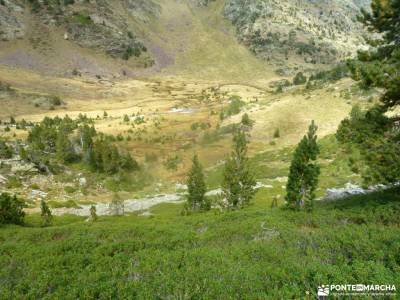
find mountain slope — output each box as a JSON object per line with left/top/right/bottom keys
{"left": 0, "top": 0, "right": 370, "bottom": 79}
{"left": 223, "top": 0, "right": 370, "bottom": 69}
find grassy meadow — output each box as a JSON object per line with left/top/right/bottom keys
{"left": 1, "top": 187, "right": 399, "bottom": 299}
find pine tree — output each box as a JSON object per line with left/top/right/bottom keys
{"left": 186, "top": 154, "right": 208, "bottom": 211}
{"left": 339, "top": 0, "right": 400, "bottom": 184}
{"left": 221, "top": 127, "right": 256, "bottom": 209}
{"left": 55, "top": 129, "right": 74, "bottom": 163}
{"left": 40, "top": 200, "right": 52, "bottom": 226}
{"left": 286, "top": 121, "right": 320, "bottom": 211}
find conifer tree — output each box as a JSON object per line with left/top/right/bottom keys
{"left": 221, "top": 127, "right": 256, "bottom": 209}
{"left": 40, "top": 199, "right": 52, "bottom": 226}
{"left": 186, "top": 154, "right": 207, "bottom": 211}
{"left": 339, "top": 0, "right": 400, "bottom": 184}
{"left": 286, "top": 121, "right": 320, "bottom": 211}
{"left": 55, "top": 129, "right": 74, "bottom": 163}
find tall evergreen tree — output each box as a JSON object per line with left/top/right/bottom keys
{"left": 286, "top": 121, "right": 320, "bottom": 211}
{"left": 186, "top": 154, "right": 208, "bottom": 211}
{"left": 221, "top": 127, "right": 256, "bottom": 209}
{"left": 339, "top": 0, "right": 400, "bottom": 184}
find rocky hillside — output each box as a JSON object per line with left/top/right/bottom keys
{"left": 0, "top": 0, "right": 370, "bottom": 77}
{"left": 1, "top": 0, "right": 159, "bottom": 58}
{"left": 0, "top": 0, "right": 159, "bottom": 77}
{"left": 222, "top": 0, "right": 370, "bottom": 67}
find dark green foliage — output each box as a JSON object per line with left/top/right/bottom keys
{"left": 90, "top": 205, "right": 97, "bottom": 221}
{"left": 352, "top": 0, "right": 400, "bottom": 108}
{"left": 164, "top": 155, "right": 181, "bottom": 171}
{"left": 337, "top": 0, "right": 400, "bottom": 185}
{"left": 19, "top": 146, "right": 27, "bottom": 160}
{"left": 186, "top": 155, "right": 209, "bottom": 211}
{"left": 40, "top": 200, "right": 52, "bottom": 227}
{"left": 88, "top": 139, "right": 138, "bottom": 174}
{"left": 78, "top": 124, "right": 96, "bottom": 154}
{"left": 27, "top": 0, "right": 41, "bottom": 12}
{"left": 286, "top": 121, "right": 320, "bottom": 211}
{"left": 122, "top": 46, "right": 142, "bottom": 60}
{"left": 241, "top": 113, "right": 254, "bottom": 128}
{"left": 0, "top": 139, "right": 13, "bottom": 159}
{"left": 50, "top": 96, "right": 62, "bottom": 106}
{"left": 309, "top": 64, "right": 349, "bottom": 83}
{"left": 70, "top": 12, "right": 93, "bottom": 25}
{"left": 222, "top": 127, "right": 256, "bottom": 208}
{"left": 55, "top": 129, "right": 77, "bottom": 163}
{"left": 337, "top": 106, "right": 400, "bottom": 184}
{"left": 222, "top": 96, "right": 245, "bottom": 118}
{"left": 0, "top": 193, "right": 25, "bottom": 225}
{"left": 27, "top": 116, "right": 76, "bottom": 153}
{"left": 0, "top": 80, "right": 11, "bottom": 91}
{"left": 273, "top": 128, "right": 280, "bottom": 138}
{"left": 293, "top": 72, "right": 307, "bottom": 85}
{"left": 25, "top": 116, "right": 138, "bottom": 174}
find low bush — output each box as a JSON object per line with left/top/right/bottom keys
{"left": 0, "top": 193, "right": 25, "bottom": 225}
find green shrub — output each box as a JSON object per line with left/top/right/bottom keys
{"left": 223, "top": 96, "right": 245, "bottom": 117}
{"left": 48, "top": 200, "right": 79, "bottom": 209}
{"left": 273, "top": 128, "right": 280, "bottom": 138}
{"left": 293, "top": 72, "right": 307, "bottom": 85}
{"left": 71, "top": 12, "right": 93, "bottom": 25}
{"left": 0, "top": 193, "right": 25, "bottom": 225}
{"left": 6, "top": 176, "right": 22, "bottom": 189}
{"left": 164, "top": 155, "right": 181, "bottom": 171}
{"left": 0, "top": 139, "right": 13, "bottom": 159}
{"left": 64, "top": 186, "right": 77, "bottom": 194}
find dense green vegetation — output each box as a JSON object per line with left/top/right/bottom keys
{"left": 338, "top": 0, "right": 400, "bottom": 185}
{"left": 0, "top": 187, "right": 399, "bottom": 298}
{"left": 24, "top": 115, "right": 139, "bottom": 175}
{"left": 1, "top": 1, "right": 399, "bottom": 298}
{"left": 0, "top": 193, "right": 25, "bottom": 225}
